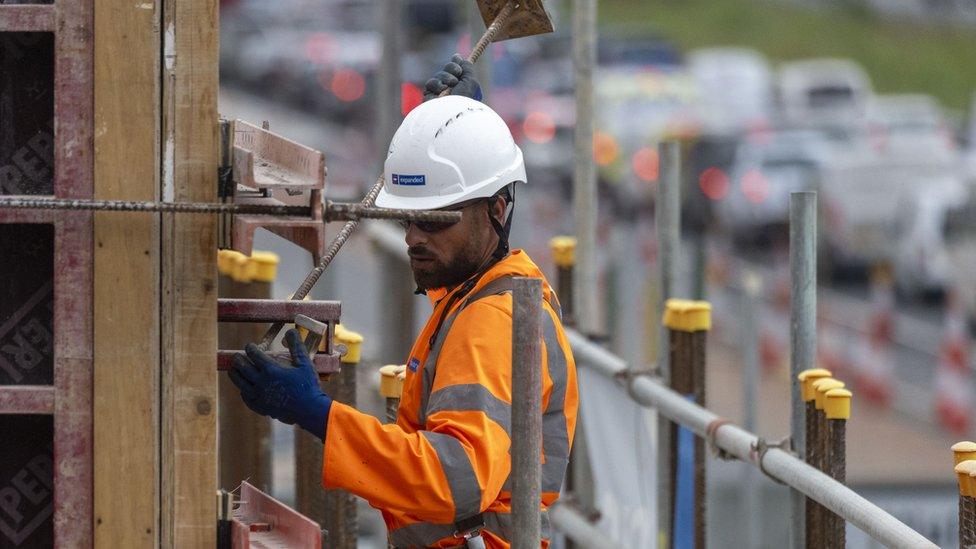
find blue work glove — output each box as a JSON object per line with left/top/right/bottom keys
{"left": 228, "top": 329, "right": 332, "bottom": 442}
{"left": 424, "top": 53, "right": 483, "bottom": 102}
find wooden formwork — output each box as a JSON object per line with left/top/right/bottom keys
{"left": 0, "top": 0, "right": 219, "bottom": 546}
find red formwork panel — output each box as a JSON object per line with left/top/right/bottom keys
{"left": 0, "top": 0, "right": 93, "bottom": 545}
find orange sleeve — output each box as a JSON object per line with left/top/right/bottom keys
{"left": 322, "top": 301, "right": 532, "bottom": 524}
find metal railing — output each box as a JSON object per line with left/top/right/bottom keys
{"left": 566, "top": 328, "right": 936, "bottom": 548}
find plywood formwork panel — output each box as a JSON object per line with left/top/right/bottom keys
{"left": 92, "top": 0, "right": 160, "bottom": 546}
{"left": 160, "top": 0, "right": 219, "bottom": 545}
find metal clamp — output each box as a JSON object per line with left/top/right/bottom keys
{"left": 705, "top": 418, "right": 736, "bottom": 461}
{"left": 751, "top": 436, "right": 792, "bottom": 485}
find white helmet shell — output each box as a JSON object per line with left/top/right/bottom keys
{"left": 376, "top": 96, "right": 526, "bottom": 211}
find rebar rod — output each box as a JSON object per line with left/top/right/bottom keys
{"left": 385, "top": 397, "right": 399, "bottom": 425}
{"left": 961, "top": 495, "right": 976, "bottom": 546}
{"left": 470, "top": 1, "right": 516, "bottom": 62}
{"left": 806, "top": 401, "right": 823, "bottom": 548}
{"left": 260, "top": 1, "right": 507, "bottom": 350}
{"left": 827, "top": 419, "right": 847, "bottom": 548}
{"left": 0, "top": 196, "right": 461, "bottom": 224}
{"left": 258, "top": 173, "right": 385, "bottom": 349}
{"left": 511, "top": 277, "right": 543, "bottom": 549}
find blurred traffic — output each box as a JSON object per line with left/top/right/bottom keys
{"left": 217, "top": 1, "right": 976, "bottom": 545}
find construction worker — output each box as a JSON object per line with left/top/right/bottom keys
{"left": 229, "top": 58, "right": 578, "bottom": 548}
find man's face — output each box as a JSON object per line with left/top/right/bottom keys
{"left": 405, "top": 197, "right": 504, "bottom": 291}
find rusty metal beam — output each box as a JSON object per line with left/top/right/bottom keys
{"left": 217, "top": 298, "right": 340, "bottom": 324}
{"left": 0, "top": 386, "right": 55, "bottom": 414}
{"left": 0, "top": 5, "right": 55, "bottom": 32}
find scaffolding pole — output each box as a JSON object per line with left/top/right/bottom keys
{"left": 572, "top": 0, "right": 598, "bottom": 337}
{"left": 789, "top": 191, "right": 817, "bottom": 549}
{"left": 511, "top": 277, "right": 543, "bottom": 549}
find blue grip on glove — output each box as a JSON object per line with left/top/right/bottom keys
{"left": 424, "top": 53, "right": 483, "bottom": 102}
{"left": 228, "top": 329, "right": 332, "bottom": 442}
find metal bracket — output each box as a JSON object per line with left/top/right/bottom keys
{"left": 750, "top": 436, "right": 792, "bottom": 484}
{"left": 230, "top": 482, "right": 323, "bottom": 548}
{"left": 217, "top": 298, "right": 341, "bottom": 377}
{"left": 220, "top": 119, "right": 327, "bottom": 262}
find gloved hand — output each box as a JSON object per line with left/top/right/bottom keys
{"left": 424, "top": 53, "right": 483, "bottom": 102}
{"left": 228, "top": 329, "right": 332, "bottom": 442}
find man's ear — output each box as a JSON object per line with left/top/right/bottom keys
{"left": 488, "top": 195, "right": 507, "bottom": 224}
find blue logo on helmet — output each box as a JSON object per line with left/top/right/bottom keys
{"left": 392, "top": 174, "right": 426, "bottom": 186}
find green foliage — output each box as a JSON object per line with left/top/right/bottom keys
{"left": 599, "top": 0, "right": 976, "bottom": 111}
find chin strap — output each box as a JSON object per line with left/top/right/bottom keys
{"left": 415, "top": 185, "right": 516, "bottom": 295}
{"left": 488, "top": 185, "right": 515, "bottom": 261}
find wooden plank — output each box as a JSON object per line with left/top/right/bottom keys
{"left": 92, "top": 0, "right": 160, "bottom": 546}
{"left": 160, "top": 0, "right": 219, "bottom": 544}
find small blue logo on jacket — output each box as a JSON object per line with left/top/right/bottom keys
{"left": 408, "top": 357, "right": 420, "bottom": 372}
{"left": 392, "top": 174, "right": 426, "bottom": 186}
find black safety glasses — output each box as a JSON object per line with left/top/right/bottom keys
{"left": 397, "top": 198, "right": 485, "bottom": 234}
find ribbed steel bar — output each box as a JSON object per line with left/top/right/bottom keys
{"left": 0, "top": 196, "right": 461, "bottom": 224}
{"left": 827, "top": 419, "right": 847, "bottom": 548}
{"left": 470, "top": 1, "right": 515, "bottom": 62}
{"left": 257, "top": 174, "right": 386, "bottom": 349}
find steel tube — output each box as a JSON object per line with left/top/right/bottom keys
{"left": 572, "top": 0, "right": 598, "bottom": 337}
{"left": 627, "top": 376, "right": 933, "bottom": 548}
{"left": 511, "top": 277, "right": 543, "bottom": 549}
{"left": 657, "top": 140, "right": 681, "bottom": 544}
{"left": 548, "top": 502, "right": 620, "bottom": 549}
{"left": 790, "top": 191, "right": 817, "bottom": 548}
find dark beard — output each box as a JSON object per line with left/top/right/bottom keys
{"left": 411, "top": 248, "right": 483, "bottom": 291}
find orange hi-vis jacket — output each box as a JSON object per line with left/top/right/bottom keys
{"left": 321, "top": 250, "right": 578, "bottom": 548}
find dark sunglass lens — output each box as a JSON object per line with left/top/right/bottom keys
{"left": 415, "top": 221, "right": 452, "bottom": 233}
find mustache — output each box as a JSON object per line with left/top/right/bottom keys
{"left": 408, "top": 245, "right": 435, "bottom": 258}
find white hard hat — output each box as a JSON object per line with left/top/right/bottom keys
{"left": 376, "top": 96, "right": 526, "bottom": 211}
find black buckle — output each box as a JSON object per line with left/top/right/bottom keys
{"left": 453, "top": 513, "right": 485, "bottom": 539}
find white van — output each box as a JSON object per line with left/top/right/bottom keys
{"left": 778, "top": 58, "right": 872, "bottom": 128}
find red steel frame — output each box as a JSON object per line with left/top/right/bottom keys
{"left": 0, "top": 2, "right": 94, "bottom": 547}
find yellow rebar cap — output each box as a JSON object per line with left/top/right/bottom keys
{"left": 217, "top": 249, "right": 246, "bottom": 277}
{"left": 662, "top": 299, "right": 712, "bottom": 332}
{"left": 334, "top": 324, "right": 363, "bottom": 364}
{"left": 249, "top": 251, "right": 279, "bottom": 282}
{"left": 798, "top": 368, "right": 833, "bottom": 401}
{"left": 548, "top": 236, "right": 577, "bottom": 268}
{"left": 379, "top": 365, "right": 407, "bottom": 398}
{"left": 230, "top": 252, "right": 253, "bottom": 282}
{"left": 813, "top": 379, "right": 845, "bottom": 410}
{"left": 955, "top": 460, "right": 976, "bottom": 497}
{"left": 953, "top": 441, "right": 976, "bottom": 465}
{"left": 824, "top": 388, "right": 852, "bottom": 420}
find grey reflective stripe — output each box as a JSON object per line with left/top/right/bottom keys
{"left": 389, "top": 510, "right": 552, "bottom": 548}
{"left": 418, "top": 275, "right": 517, "bottom": 426}
{"left": 541, "top": 310, "right": 570, "bottom": 493}
{"left": 422, "top": 431, "right": 482, "bottom": 522}
{"left": 427, "top": 383, "right": 512, "bottom": 434}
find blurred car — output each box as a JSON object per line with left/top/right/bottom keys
{"left": 687, "top": 47, "right": 775, "bottom": 138}
{"left": 892, "top": 189, "right": 955, "bottom": 299}
{"left": 777, "top": 58, "right": 873, "bottom": 129}
{"left": 713, "top": 128, "right": 831, "bottom": 247}
{"left": 819, "top": 153, "right": 965, "bottom": 283}
{"left": 865, "top": 94, "right": 958, "bottom": 165}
